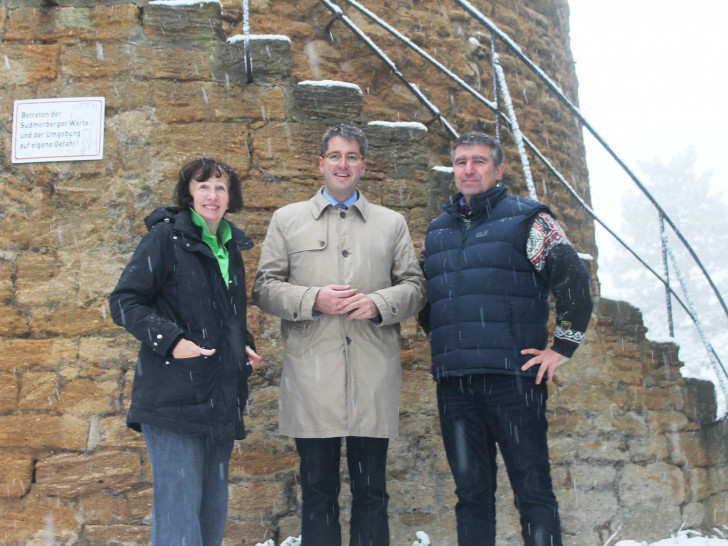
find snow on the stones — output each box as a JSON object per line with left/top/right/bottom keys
{"left": 149, "top": 0, "right": 222, "bottom": 6}
{"left": 228, "top": 34, "right": 292, "bottom": 44}
{"left": 297, "top": 80, "right": 363, "bottom": 94}
{"left": 368, "top": 121, "right": 428, "bottom": 131}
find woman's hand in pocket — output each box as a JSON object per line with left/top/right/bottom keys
{"left": 246, "top": 345, "right": 262, "bottom": 371}
{"left": 172, "top": 338, "right": 216, "bottom": 359}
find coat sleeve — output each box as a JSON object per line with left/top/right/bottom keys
{"left": 109, "top": 227, "right": 185, "bottom": 357}
{"left": 527, "top": 212, "right": 593, "bottom": 357}
{"left": 368, "top": 214, "right": 428, "bottom": 326}
{"left": 251, "top": 210, "right": 319, "bottom": 321}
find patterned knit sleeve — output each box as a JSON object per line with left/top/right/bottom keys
{"left": 526, "top": 212, "right": 593, "bottom": 357}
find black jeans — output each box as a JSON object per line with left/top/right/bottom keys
{"left": 437, "top": 374, "right": 562, "bottom": 546}
{"left": 295, "top": 436, "right": 390, "bottom": 546}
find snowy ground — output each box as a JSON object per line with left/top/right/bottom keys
{"left": 256, "top": 528, "right": 728, "bottom": 546}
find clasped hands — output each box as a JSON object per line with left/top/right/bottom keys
{"left": 314, "top": 284, "right": 378, "bottom": 320}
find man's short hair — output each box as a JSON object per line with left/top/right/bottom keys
{"left": 451, "top": 132, "right": 504, "bottom": 166}
{"left": 320, "top": 124, "right": 368, "bottom": 157}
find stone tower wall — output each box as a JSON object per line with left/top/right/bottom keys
{"left": 0, "top": 0, "right": 726, "bottom": 544}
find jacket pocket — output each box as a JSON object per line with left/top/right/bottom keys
{"left": 281, "top": 317, "right": 321, "bottom": 358}
{"left": 153, "top": 353, "right": 220, "bottom": 407}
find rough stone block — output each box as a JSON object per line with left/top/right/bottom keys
{"left": 0, "top": 304, "right": 28, "bottom": 337}
{"left": 619, "top": 462, "right": 686, "bottom": 508}
{"left": 35, "top": 450, "right": 142, "bottom": 498}
{"left": 682, "top": 377, "right": 718, "bottom": 424}
{"left": 577, "top": 439, "right": 630, "bottom": 463}
{"left": 560, "top": 488, "right": 617, "bottom": 531}
{"left": 83, "top": 523, "right": 149, "bottom": 545}
{"left": 0, "top": 414, "right": 87, "bottom": 450}
{"left": 0, "top": 453, "right": 34, "bottom": 499}
{"left": 0, "top": 338, "right": 78, "bottom": 371}
{"left": 612, "top": 505, "right": 682, "bottom": 544}
{"left": 555, "top": 383, "right": 619, "bottom": 413}
{"left": 18, "top": 371, "right": 59, "bottom": 412}
{"left": 0, "top": 42, "right": 60, "bottom": 88}
{"left": 704, "top": 491, "right": 728, "bottom": 528}
{"left": 57, "top": 377, "right": 118, "bottom": 415}
{"left": 79, "top": 492, "right": 129, "bottom": 525}
{"left": 0, "top": 371, "right": 19, "bottom": 411}
{"left": 214, "top": 35, "right": 292, "bottom": 86}
{"left": 293, "top": 80, "right": 363, "bottom": 120}
{"left": 229, "top": 431, "right": 298, "bottom": 477}
{"left": 627, "top": 433, "right": 669, "bottom": 463}
{"left": 227, "top": 479, "right": 289, "bottom": 518}
{"left": 142, "top": 0, "right": 224, "bottom": 46}
{"left": 0, "top": 495, "right": 80, "bottom": 544}
{"left": 127, "top": 486, "right": 153, "bottom": 521}
{"left": 681, "top": 501, "right": 706, "bottom": 531}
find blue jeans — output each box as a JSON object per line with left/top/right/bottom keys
{"left": 143, "top": 425, "right": 234, "bottom": 546}
{"left": 295, "top": 436, "right": 390, "bottom": 546}
{"left": 437, "top": 374, "right": 562, "bottom": 546}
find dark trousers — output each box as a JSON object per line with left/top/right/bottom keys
{"left": 143, "top": 425, "right": 234, "bottom": 546}
{"left": 295, "top": 436, "right": 390, "bottom": 546}
{"left": 437, "top": 374, "right": 562, "bottom": 546}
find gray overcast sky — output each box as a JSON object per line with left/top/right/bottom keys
{"left": 568, "top": 0, "right": 728, "bottom": 295}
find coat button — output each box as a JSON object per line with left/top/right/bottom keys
{"left": 342, "top": 250, "right": 349, "bottom": 257}
{"left": 319, "top": 241, "right": 325, "bottom": 247}
{"left": 293, "top": 312, "right": 298, "bottom": 319}
{"left": 157, "top": 334, "right": 163, "bottom": 339}
{"left": 340, "top": 211, "right": 347, "bottom": 219}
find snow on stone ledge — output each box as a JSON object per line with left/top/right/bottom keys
{"left": 432, "top": 165, "right": 454, "bottom": 173}
{"left": 368, "top": 121, "right": 428, "bottom": 131}
{"left": 578, "top": 253, "right": 594, "bottom": 261}
{"left": 228, "top": 34, "right": 291, "bottom": 44}
{"left": 297, "top": 80, "right": 363, "bottom": 95}
{"left": 149, "top": 0, "right": 222, "bottom": 7}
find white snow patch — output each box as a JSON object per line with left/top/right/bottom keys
{"left": 257, "top": 530, "right": 728, "bottom": 546}
{"left": 578, "top": 252, "right": 594, "bottom": 260}
{"left": 149, "top": 0, "right": 221, "bottom": 7}
{"left": 432, "top": 165, "right": 454, "bottom": 173}
{"left": 228, "top": 34, "right": 291, "bottom": 44}
{"left": 468, "top": 36, "right": 481, "bottom": 46}
{"left": 297, "top": 80, "right": 363, "bottom": 94}
{"left": 368, "top": 121, "right": 428, "bottom": 131}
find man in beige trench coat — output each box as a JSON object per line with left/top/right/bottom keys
{"left": 252, "top": 124, "right": 426, "bottom": 546}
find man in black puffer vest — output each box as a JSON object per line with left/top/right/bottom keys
{"left": 420, "top": 133, "right": 593, "bottom": 546}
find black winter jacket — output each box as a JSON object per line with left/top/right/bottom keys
{"left": 110, "top": 207, "right": 255, "bottom": 439}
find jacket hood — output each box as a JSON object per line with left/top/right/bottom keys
{"left": 144, "top": 206, "right": 182, "bottom": 230}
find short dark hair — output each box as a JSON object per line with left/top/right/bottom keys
{"left": 320, "top": 124, "right": 368, "bottom": 157}
{"left": 174, "top": 158, "right": 244, "bottom": 214}
{"left": 451, "top": 132, "right": 504, "bottom": 166}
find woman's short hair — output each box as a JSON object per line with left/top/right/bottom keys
{"left": 174, "top": 158, "right": 244, "bottom": 213}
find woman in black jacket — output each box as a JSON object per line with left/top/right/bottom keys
{"left": 110, "top": 158, "right": 261, "bottom": 546}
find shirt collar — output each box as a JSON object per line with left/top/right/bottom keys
{"left": 189, "top": 208, "right": 232, "bottom": 248}
{"left": 322, "top": 187, "right": 359, "bottom": 209}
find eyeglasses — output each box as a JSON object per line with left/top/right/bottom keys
{"left": 321, "top": 152, "right": 365, "bottom": 166}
